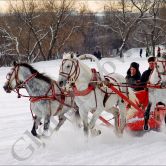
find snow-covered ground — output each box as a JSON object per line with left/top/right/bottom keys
{"left": 0, "top": 49, "right": 166, "bottom": 165}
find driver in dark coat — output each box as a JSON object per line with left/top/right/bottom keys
{"left": 126, "top": 62, "right": 141, "bottom": 91}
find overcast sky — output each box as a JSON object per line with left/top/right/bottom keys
{"left": 0, "top": 0, "right": 115, "bottom": 13}
{"left": 0, "top": 0, "right": 7, "bottom": 12}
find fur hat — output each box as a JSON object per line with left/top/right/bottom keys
{"left": 148, "top": 56, "right": 156, "bottom": 62}
{"left": 130, "top": 62, "right": 139, "bottom": 70}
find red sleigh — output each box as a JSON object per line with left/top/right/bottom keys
{"left": 127, "top": 90, "right": 166, "bottom": 131}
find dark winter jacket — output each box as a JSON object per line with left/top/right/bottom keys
{"left": 140, "top": 68, "right": 153, "bottom": 85}
{"left": 126, "top": 68, "right": 141, "bottom": 91}
{"left": 93, "top": 51, "right": 102, "bottom": 60}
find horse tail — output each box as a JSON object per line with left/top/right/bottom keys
{"left": 78, "top": 54, "right": 105, "bottom": 81}
{"left": 126, "top": 88, "right": 140, "bottom": 120}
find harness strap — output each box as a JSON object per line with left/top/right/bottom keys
{"left": 147, "top": 83, "right": 162, "bottom": 89}
{"left": 29, "top": 83, "right": 56, "bottom": 102}
{"left": 102, "top": 75, "right": 127, "bottom": 107}
{"left": 16, "top": 72, "right": 38, "bottom": 98}
{"left": 73, "top": 85, "right": 95, "bottom": 96}
{"left": 29, "top": 95, "right": 56, "bottom": 102}
{"left": 71, "top": 68, "right": 98, "bottom": 96}
{"left": 54, "top": 95, "right": 65, "bottom": 116}
{"left": 103, "top": 90, "right": 109, "bottom": 107}
{"left": 108, "top": 83, "right": 142, "bottom": 112}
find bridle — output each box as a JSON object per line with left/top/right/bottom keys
{"left": 156, "top": 59, "right": 166, "bottom": 75}
{"left": 59, "top": 59, "right": 80, "bottom": 84}
{"left": 5, "top": 64, "right": 37, "bottom": 97}
{"left": 154, "top": 59, "right": 166, "bottom": 85}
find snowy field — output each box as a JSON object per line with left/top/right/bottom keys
{"left": 0, "top": 48, "right": 166, "bottom": 165}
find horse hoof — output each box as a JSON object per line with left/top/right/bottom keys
{"left": 91, "top": 129, "right": 101, "bottom": 136}
{"left": 116, "top": 132, "right": 123, "bottom": 138}
{"left": 31, "top": 130, "right": 38, "bottom": 137}
{"left": 42, "top": 130, "right": 51, "bottom": 137}
{"left": 98, "top": 130, "right": 101, "bottom": 135}
{"left": 113, "top": 129, "right": 123, "bottom": 137}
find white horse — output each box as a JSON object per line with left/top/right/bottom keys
{"left": 3, "top": 62, "right": 80, "bottom": 138}
{"left": 144, "top": 54, "right": 166, "bottom": 130}
{"left": 58, "top": 52, "right": 138, "bottom": 136}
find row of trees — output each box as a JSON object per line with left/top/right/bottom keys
{"left": 103, "top": 0, "right": 166, "bottom": 57}
{"left": 0, "top": 0, "right": 166, "bottom": 66}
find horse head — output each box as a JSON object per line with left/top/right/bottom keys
{"left": 59, "top": 52, "right": 80, "bottom": 89}
{"left": 3, "top": 61, "right": 23, "bottom": 93}
{"left": 3, "top": 62, "right": 38, "bottom": 94}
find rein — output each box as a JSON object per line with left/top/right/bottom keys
{"left": 6, "top": 64, "right": 77, "bottom": 119}
{"left": 61, "top": 67, "right": 98, "bottom": 108}
{"left": 62, "top": 62, "right": 166, "bottom": 98}
{"left": 14, "top": 79, "right": 76, "bottom": 109}
{"left": 29, "top": 83, "right": 57, "bottom": 102}
{"left": 72, "top": 85, "right": 95, "bottom": 96}
{"left": 16, "top": 73, "right": 38, "bottom": 98}
{"left": 6, "top": 65, "right": 38, "bottom": 98}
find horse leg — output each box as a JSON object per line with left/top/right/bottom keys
{"left": 83, "top": 120, "right": 89, "bottom": 137}
{"left": 31, "top": 116, "right": 41, "bottom": 137}
{"left": 89, "top": 108, "right": 102, "bottom": 136}
{"left": 69, "top": 109, "right": 82, "bottom": 128}
{"left": 44, "top": 114, "right": 51, "bottom": 131}
{"left": 78, "top": 108, "right": 89, "bottom": 136}
{"left": 108, "top": 107, "right": 119, "bottom": 135}
{"left": 74, "top": 109, "right": 82, "bottom": 128}
{"left": 118, "top": 101, "right": 127, "bottom": 135}
{"left": 55, "top": 114, "right": 67, "bottom": 131}
{"left": 31, "top": 121, "right": 37, "bottom": 137}
{"left": 144, "top": 102, "right": 152, "bottom": 131}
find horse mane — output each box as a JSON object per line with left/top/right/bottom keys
{"left": 19, "top": 63, "right": 53, "bottom": 84}
{"left": 63, "top": 52, "right": 77, "bottom": 59}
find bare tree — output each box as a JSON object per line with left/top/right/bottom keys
{"left": 41, "top": 0, "right": 79, "bottom": 60}
{"left": 0, "top": 0, "right": 79, "bottom": 63}
{"left": 103, "top": 0, "right": 152, "bottom": 58}
{"left": 7, "top": 0, "right": 49, "bottom": 62}
{"left": 148, "top": 0, "right": 165, "bottom": 56}
{"left": 0, "top": 17, "right": 23, "bottom": 63}
{"left": 133, "top": 0, "right": 166, "bottom": 56}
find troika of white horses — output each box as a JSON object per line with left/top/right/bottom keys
{"left": 3, "top": 52, "right": 166, "bottom": 139}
